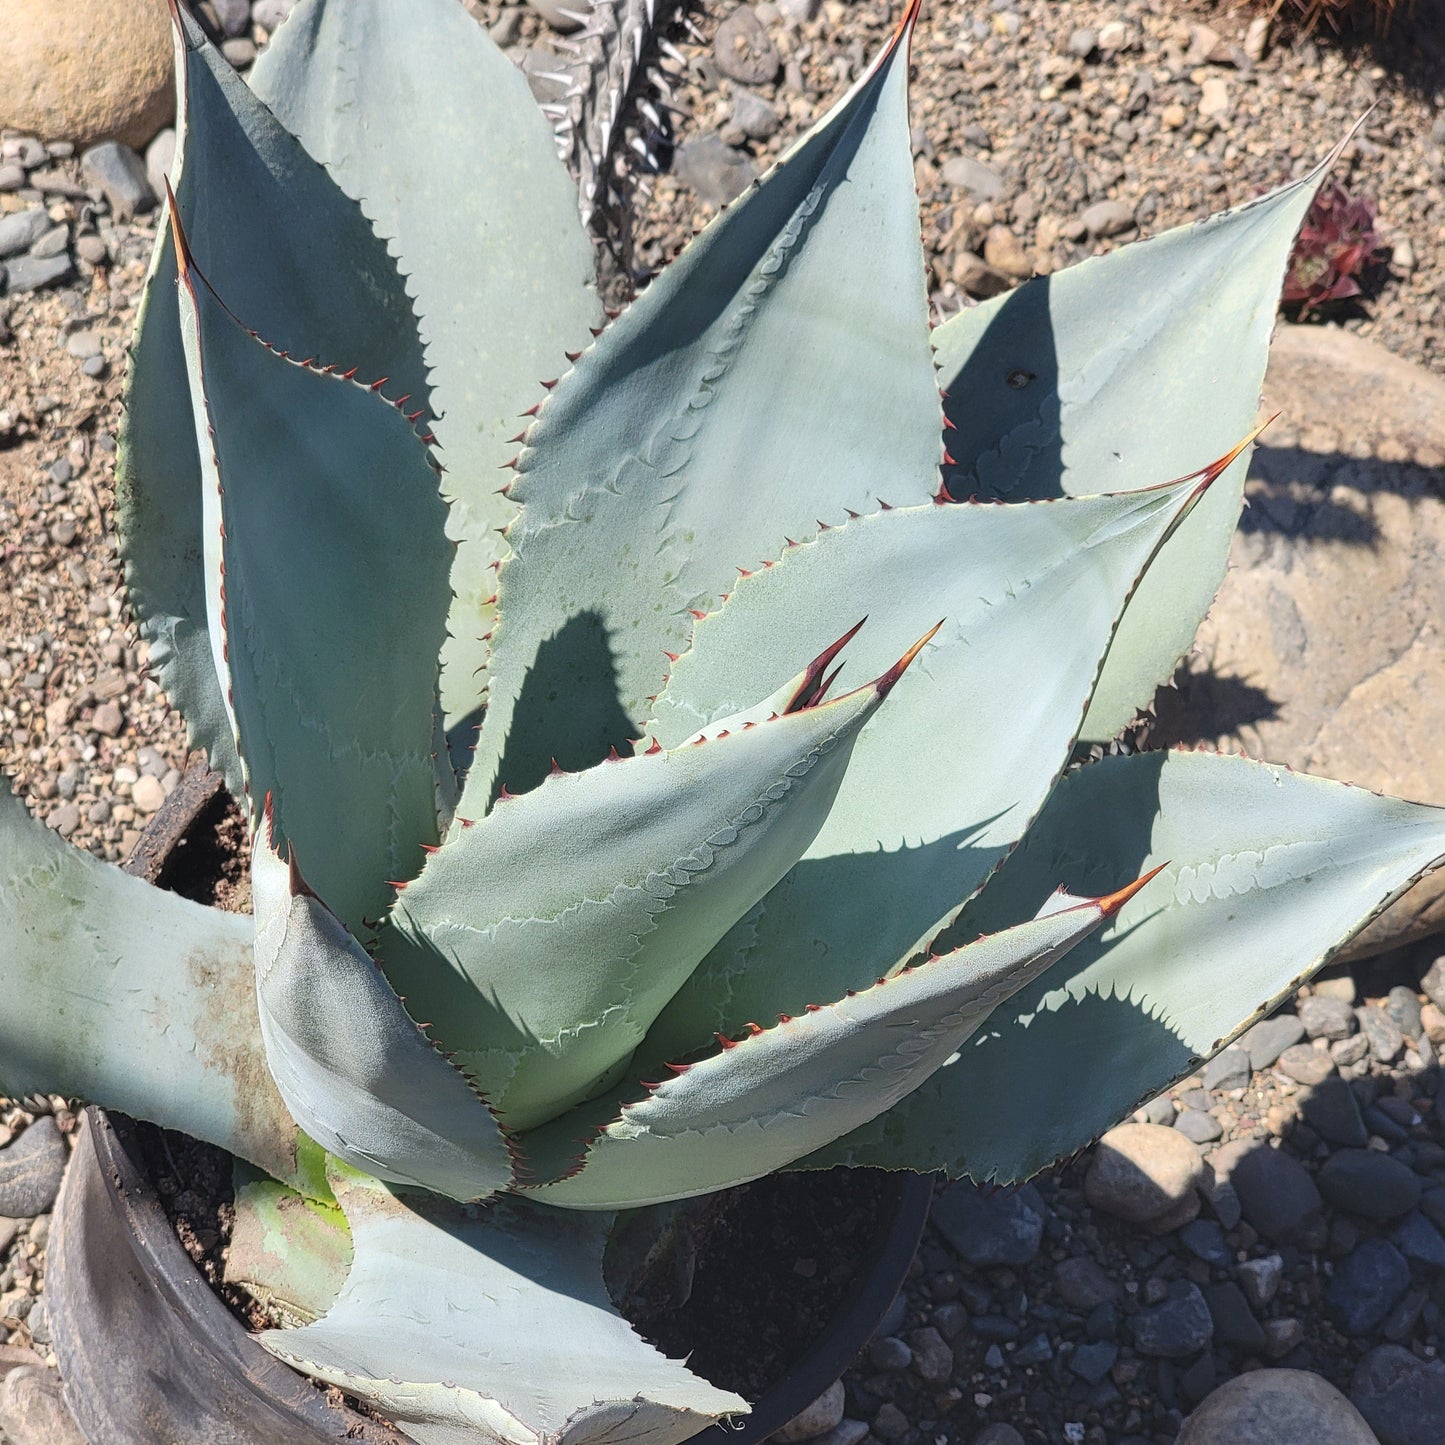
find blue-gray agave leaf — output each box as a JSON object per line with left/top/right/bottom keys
{"left": 251, "top": 819, "right": 515, "bottom": 1203}
{"left": 172, "top": 214, "right": 451, "bottom": 935}
{"left": 0, "top": 781, "right": 299, "bottom": 1183}
{"left": 377, "top": 635, "right": 932, "bottom": 1132}
{"left": 644, "top": 449, "right": 1247, "bottom": 1064}
{"left": 259, "top": 1171, "right": 746, "bottom": 1445}
{"left": 250, "top": 0, "right": 602, "bottom": 740}
{"left": 462, "top": 0, "right": 939, "bottom": 811}
{"left": 808, "top": 750, "right": 1445, "bottom": 1182}
{"left": 119, "top": 1, "right": 430, "bottom": 798}
{"left": 935, "top": 141, "right": 1348, "bottom": 741}
{"left": 524, "top": 877, "right": 1153, "bottom": 1210}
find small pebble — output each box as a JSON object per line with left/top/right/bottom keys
{"left": 1078, "top": 199, "right": 1134, "bottom": 238}
{"left": 2, "top": 254, "right": 73, "bottom": 293}
{"left": 79, "top": 140, "right": 156, "bottom": 221}
{"left": 1204, "top": 1281, "right": 1265, "bottom": 1352}
{"left": 1236, "top": 1254, "right": 1284, "bottom": 1310}
{"left": 222, "top": 37, "right": 258, "bottom": 68}
{"left": 1384, "top": 986, "right": 1423, "bottom": 1039}
{"left": 730, "top": 89, "right": 780, "bottom": 141}
{"left": 1313, "top": 973, "right": 1358, "bottom": 1005}
{"left": 131, "top": 774, "right": 166, "bottom": 814}
{"left": 774, "top": 1380, "right": 844, "bottom": 1442}
{"left": 1331, "top": 1033, "right": 1370, "bottom": 1067}
{"left": 868, "top": 1336, "right": 911, "bottom": 1372}
{"left": 1319, "top": 1149, "right": 1422, "bottom": 1221}
{"left": 1328, "top": 1239, "right": 1410, "bottom": 1335}
{"left": 1276, "top": 1042, "right": 1335, "bottom": 1085}
{"left": 1202, "top": 1047, "right": 1249, "bottom": 1091}
{"left": 1174, "top": 1108, "right": 1223, "bottom": 1145}
{"left": 1222, "top": 1142, "right": 1322, "bottom": 1244}
{"left": 870, "top": 1403, "right": 908, "bottom": 1442}
{"left": 1068, "top": 1341, "right": 1116, "bottom": 1384}
{"left": 1300, "top": 1077, "right": 1368, "bottom": 1147}
{"left": 941, "top": 156, "right": 1006, "bottom": 202}
{"left": 48, "top": 802, "right": 81, "bottom": 837}
{"left": 906, "top": 1326, "right": 952, "bottom": 1384}
{"left": 28, "top": 224, "right": 68, "bottom": 260}
{"left": 1357, "top": 1005, "right": 1405, "bottom": 1064}
{"left": 65, "top": 331, "right": 101, "bottom": 362}
{"left": 932, "top": 1180, "right": 1045, "bottom": 1266}
{"left": 673, "top": 134, "right": 758, "bottom": 209}
{"left": 713, "top": 6, "right": 781, "bottom": 86}
{"left": 1179, "top": 1218, "right": 1231, "bottom": 1268}
{"left": 1054, "top": 1256, "right": 1120, "bottom": 1311}
{"left": 1240, "top": 1014, "right": 1304, "bottom": 1070}
{"left": 0, "top": 1119, "right": 68, "bottom": 1217}
{"left": 145, "top": 128, "right": 177, "bottom": 200}
{"left": 91, "top": 700, "right": 125, "bottom": 738}
{"left": 1131, "top": 1281, "right": 1214, "bottom": 1358}
{"left": 1263, "top": 1317, "right": 1305, "bottom": 1358}
{"left": 0, "top": 208, "right": 49, "bottom": 259}
{"left": 1084, "top": 1123, "right": 1202, "bottom": 1229}
{"left": 1392, "top": 1210, "right": 1445, "bottom": 1271}
{"left": 1299, "top": 994, "right": 1355, "bottom": 1040}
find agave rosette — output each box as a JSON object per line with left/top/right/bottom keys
{"left": 1, "top": 3, "right": 1442, "bottom": 1443}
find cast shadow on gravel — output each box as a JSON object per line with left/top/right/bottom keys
{"left": 919, "top": 938, "right": 1445, "bottom": 1437}
{"left": 1234, "top": 440, "right": 1444, "bottom": 546}
{"left": 1146, "top": 670, "right": 1281, "bottom": 747}
{"left": 1295, "top": 0, "right": 1445, "bottom": 99}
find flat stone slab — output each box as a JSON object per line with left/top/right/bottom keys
{"left": 1155, "top": 323, "right": 1445, "bottom": 957}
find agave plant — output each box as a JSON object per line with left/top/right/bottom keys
{"left": 2, "top": 1, "right": 1442, "bottom": 1442}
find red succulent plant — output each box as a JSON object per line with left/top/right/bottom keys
{"left": 1281, "top": 181, "right": 1385, "bottom": 314}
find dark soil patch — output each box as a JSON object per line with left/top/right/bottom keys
{"left": 120, "top": 757, "right": 251, "bottom": 912}
{"left": 629, "top": 1166, "right": 899, "bottom": 1401}
{"left": 139, "top": 1109, "right": 904, "bottom": 1409}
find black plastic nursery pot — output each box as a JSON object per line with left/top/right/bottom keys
{"left": 45, "top": 767, "right": 934, "bottom": 1445}
{"left": 49, "top": 1110, "right": 932, "bottom": 1445}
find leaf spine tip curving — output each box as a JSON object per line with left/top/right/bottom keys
{"left": 1094, "top": 861, "right": 1172, "bottom": 919}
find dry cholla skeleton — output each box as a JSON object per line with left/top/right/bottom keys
{"left": 1, "top": 3, "right": 1441, "bottom": 1444}
{"left": 527, "top": 0, "right": 691, "bottom": 235}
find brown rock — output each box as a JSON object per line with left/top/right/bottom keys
{"left": 1178, "top": 1368, "right": 1377, "bottom": 1444}
{"left": 0, "top": 1365, "right": 87, "bottom": 1445}
{"left": 1154, "top": 325, "right": 1445, "bottom": 957}
{"left": 1084, "top": 1122, "right": 1204, "bottom": 1226}
{"left": 982, "top": 224, "right": 1031, "bottom": 280}
{"left": 950, "top": 251, "right": 1011, "bottom": 299}
{"left": 1420, "top": 1002, "right": 1445, "bottom": 1044}
{"left": 91, "top": 700, "right": 124, "bottom": 738}
{"left": 0, "top": 1, "right": 173, "bottom": 149}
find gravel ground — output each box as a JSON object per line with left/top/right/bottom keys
{"left": 1, "top": 1, "right": 1443, "bottom": 1442}
{"left": 860, "top": 945, "right": 1445, "bottom": 1445}
{"left": 610, "top": 0, "right": 1445, "bottom": 371}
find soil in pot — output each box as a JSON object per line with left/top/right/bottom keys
{"left": 626, "top": 1166, "right": 897, "bottom": 1403}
